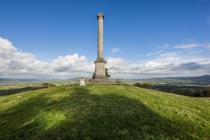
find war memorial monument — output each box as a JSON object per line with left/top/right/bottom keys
{"left": 86, "top": 13, "right": 115, "bottom": 84}
{"left": 93, "top": 13, "right": 108, "bottom": 79}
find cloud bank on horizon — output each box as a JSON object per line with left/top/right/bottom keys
{"left": 0, "top": 36, "right": 210, "bottom": 79}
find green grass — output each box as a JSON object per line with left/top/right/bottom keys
{"left": 0, "top": 85, "right": 209, "bottom": 140}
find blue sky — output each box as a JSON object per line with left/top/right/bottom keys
{"left": 0, "top": 0, "right": 210, "bottom": 79}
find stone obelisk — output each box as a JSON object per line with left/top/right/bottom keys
{"left": 93, "top": 13, "right": 108, "bottom": 79}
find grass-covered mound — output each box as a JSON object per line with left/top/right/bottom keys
{"left": 0, "top": 85, "right": 209, "bottom": 140}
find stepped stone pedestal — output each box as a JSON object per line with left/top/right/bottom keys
{"left": 94, "top": 59, "right": 107, "bottom": 79}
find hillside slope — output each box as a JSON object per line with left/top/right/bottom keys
{"left": 0, "top": 85, "right": 209, "bottom": 140}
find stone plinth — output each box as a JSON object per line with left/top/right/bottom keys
{"left": 94, "top": 59, "right": 107, "bottom": 79}
{"left": 87, "top": 78, "right": 121, "bottom": 85}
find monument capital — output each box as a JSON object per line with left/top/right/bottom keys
{"left": 97, "top": 13, "right": 104, "bottom": 19}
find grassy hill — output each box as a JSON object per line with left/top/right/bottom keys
{"left": 0, "top": 85, "right": 209, "bottom": 140}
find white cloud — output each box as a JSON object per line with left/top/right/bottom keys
{"left": 111, "top": 47, "right": 120, "bottom": 53}
{"left": 206, "top": 43, "right": 210, "bottom": 48}
{"left": 159, "top": 52, "right": 177, "bottom": 57}
{"left": 146, "top": 50, "right": 164, "bottom": 57}
{"left": 107, "top": 58, "right": 125, "bottom": 66}
{"left": 174, "top": 43, "right": 210, "bottom": 49}
{"left": 158, "top": 43, "right": 169, "bottom": 49}
{"left": 146, "top": 44, "right": 169, "bottom": 56}
{"left": 175, "top": 43, "right": 199, "bottom": 49}
{"left": 52, "top": 54, "right": 93, "bottom": 73}
{"left": 0, "top": 36, "right": 210, "bottom": 79}
{"left": 0, "top": 37, "right": 93, "bottom": 79}
{"left": 106, "top": 53, "right": 210, "bottom": 78}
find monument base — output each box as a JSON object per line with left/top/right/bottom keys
{"left": 93, "top": 75, "right": 108, "bottom": 79}
{"left": 87, "top": 78, "right": 120, "bottom": 85}
{"left": 94, "top": 60, "right": 107, "bottom": 78}
{"left": 91, "top": 75, "right": 109, "bottom": 84}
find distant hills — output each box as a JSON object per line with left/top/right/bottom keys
{"left": 124, "top": 75, "right": 210, "bottom": 87}
{"left": 175, "top": 75, "right": 210, "bottom": 82}
{"left": 0, "top": 78, "right": 40, "bottom": 84}
{"left": 1, "top": 75, "right": 210, "bottom": 86}
{"left": 145, "top": 75, "right": 210, "bottom": 82}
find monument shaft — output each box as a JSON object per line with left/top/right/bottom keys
{"left": 97, "top": 14, "right": 104, "bottom": 59}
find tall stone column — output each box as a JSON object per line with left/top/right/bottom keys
{"left": 93, "top": 13, "right": 108, "bottom": 79}
{"left": 97, "top": 13, "right": 104, "bottom": 59}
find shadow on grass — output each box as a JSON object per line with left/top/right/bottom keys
{"left": 0, "top": 86, "right": 47, "bottom": 96}
{"left": 0, "top": 86, "right": 195, "bottom": 140}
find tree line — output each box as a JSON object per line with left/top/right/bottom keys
{"left": 134, "top": 83, "right": 210, "bottom": 97}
